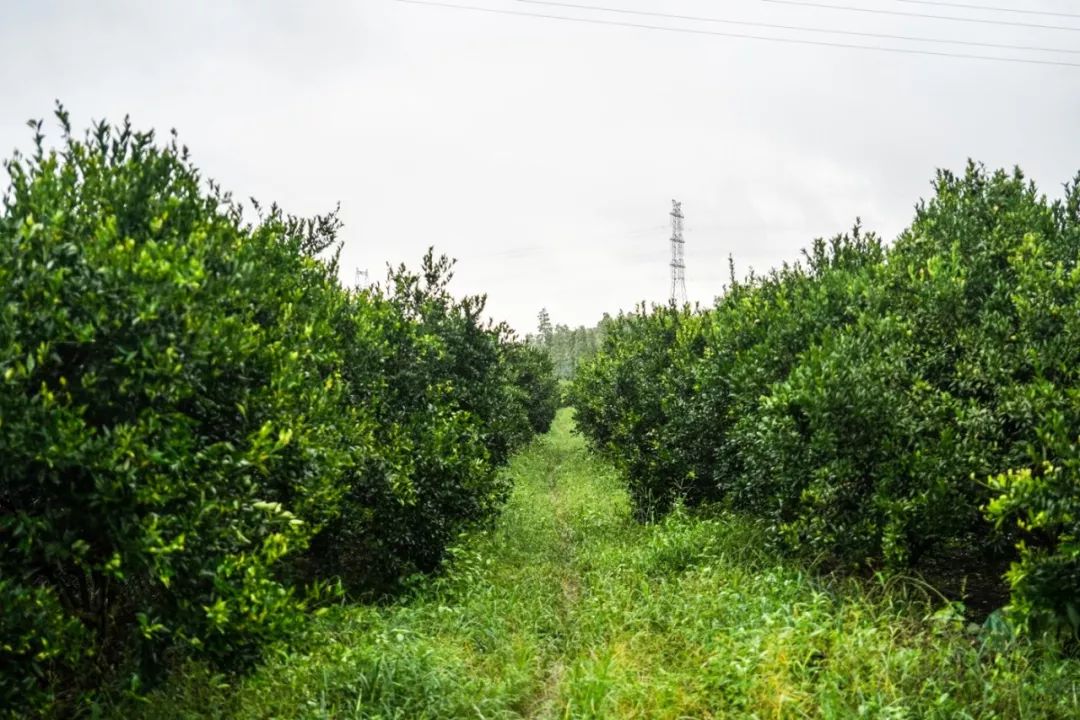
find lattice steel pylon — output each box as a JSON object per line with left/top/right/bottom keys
{"left": 669, "top": 199, "right": 686, "bottom": 305}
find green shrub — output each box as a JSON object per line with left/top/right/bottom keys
{"left": 573, "top": 305, "right": 690, "bottom": 519}
{"left": 504, "top": 343, "right": 559, "bottom": 436}
{"left": 0, "top": 580, "right": 87, "bottom": 713}
{"left": 984, "top": 182, "right": 1080, "bottom": 634}
{"left": 302, "top": 278, "right": 508, "bottom": 593}
{"left": 294, "top": 254, "right": 560, "bottom": 597}
{"left": 0, "top": 110, "right": 557, "bottom": 714}
{"left": 0, "top": 111, "right": 364, "bottom": 714}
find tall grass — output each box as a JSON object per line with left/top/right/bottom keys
{"left": 122, "top": 410, "right": 1079, "bottom": 719}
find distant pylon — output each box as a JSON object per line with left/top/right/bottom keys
{"left": 669, "top": 200, "right": 686, "bottom": 305}
{"left": 354, "top": 268, "right": 369, "bottom": 288}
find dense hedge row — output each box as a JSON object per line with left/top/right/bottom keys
{"left": 572, "top": 163, "right": 1080, "bottom": 636}
{"left": 0, "top": 112, "right": 557, "bottom": 716}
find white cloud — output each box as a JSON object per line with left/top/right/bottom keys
{"left": 3, "top": 0, "right": 1078, "bottom": 332}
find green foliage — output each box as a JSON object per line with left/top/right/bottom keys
{"left": 983, "top": 185, "right": 1080, "bottom": 634}
{"left": 0, "top": 109, "right": 556, "bottom": 715}
{"left": 571, "top": 163, "right": 1080, "bottom": 635}
{"left": 0, "top": 110, "right": 352, "bottom": 714}
{"left": 304, "top": 254, "right": 556, "bottom": 595}
{"left": 503, "top": 343, "right": 559, "bottom": 436}
{"left": 119, "top": 411, "right": 1080, "bottom": 719}
{"left": 0, "top": 580, "right": 87, "bottom": 713}
{"left": 573, "top": 304, "right": 709, "bottom": 519}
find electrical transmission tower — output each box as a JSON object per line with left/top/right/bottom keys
{"left": 669, "top": 199, "right": 686, "bottom": 305}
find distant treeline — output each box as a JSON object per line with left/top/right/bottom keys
{"left": 572, "top": 163, "right": 1080, "bottom": 639}
{"left": 0, "top": 109, "right": 558, "bottom": 716}
{"left": 528, "top": 308, "right": 610, "bottom": 380}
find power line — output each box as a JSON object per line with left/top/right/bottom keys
{"left": 396, "top": 0, "right": 1080, "bottom": 67}
{"left": 517, "top": 0, "right": 1080, "bottom": 55}
{"left": 896, "top": 0, "right": 1080, "bottom": 20}
{"left": 758, "top": 0, "right": 1080, "bottom": 32}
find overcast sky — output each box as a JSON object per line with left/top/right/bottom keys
{"left": 3, "top": 0, "right": 1079, "bottom": 333}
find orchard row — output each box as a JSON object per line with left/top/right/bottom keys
{"left": 0, "top": 111, "right": 558, "bottom": 716}
{"left": 573, "top": 163, "right": 1080, "bottom": 639}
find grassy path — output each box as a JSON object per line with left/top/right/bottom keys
{"left": 139, "top": 409, "right": 1078, "bottom": 719}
